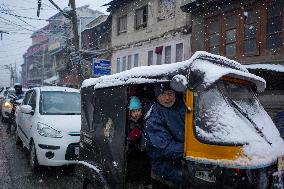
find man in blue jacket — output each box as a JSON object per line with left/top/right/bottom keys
{"left": 145, "top": 83, "right": 186, "bottom": 187}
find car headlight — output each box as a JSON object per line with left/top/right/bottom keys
{"left": 37, "top": 122, "right": 63, "bottom": 138}
{"left": 3, "top": 101, "right": 13, "bottom": 109}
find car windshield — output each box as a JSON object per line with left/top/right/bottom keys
{"left": 195, "top": 80, "right": 274, "bottom": 145}
{"left": 40, "top": 91, "right": 81, "bottom": 115}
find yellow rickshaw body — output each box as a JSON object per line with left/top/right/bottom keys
{"left": 184, "top": 89, "right": 244, "bottom": 161}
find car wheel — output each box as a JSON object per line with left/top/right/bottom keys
{"left": 84, "top": 182, "right": 95, "bottom": 189}
{"left": 15, "top": 129, "right": 22, "bottom": 146}
{"left": 30, "top": 142, "right": 40, "bottom": 171}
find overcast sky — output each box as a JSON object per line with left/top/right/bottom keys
{"left": 0, "top": 0, "right": 111, "bottom": 87}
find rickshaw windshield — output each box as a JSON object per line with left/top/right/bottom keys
{"left": 195, "top": 80, "right": 272, "bottom": 145}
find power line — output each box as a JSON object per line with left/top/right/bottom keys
{"left": 0, "top": 56, "right": 22, "bottom": 61}
{"left": 0, "top": 5, "right": 38, "bottom": 29}
{"left": 0, "top": 18, "right": 71, "bottom": 38}
{"left": 18, "top": 0, "right": 57, "bottom": 11}
{"left": 0, "top": 10, "right": 55, "bottom": 21}
{"left": 2, "top": 38, "right": 31, "bottom": 43}
{"left": 0, "top": 16, "right": 34, "bottom": 32}
{"left": 5, "top": 31, "right": 33, "bottom": 35}
{"left": 1, "top": 2, "right": 55, "bottom": 10}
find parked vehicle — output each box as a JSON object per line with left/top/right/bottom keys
{"left": 76, "top": 52, "right": 284, "bottom": 189}
{"left": 1, "top": 88, "right": 28, "bottom": 123}
{"left": 15, "top": 86, "right": 81, "bottom": 171}
{"left": 0, "top": 87, "right": 10, "bottom": 120}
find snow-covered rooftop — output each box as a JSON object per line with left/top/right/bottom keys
{"left": 82, "top": 51, "right": 266, "bottom": 92}
{"left": 245, "top": 64, "right": 284, "bottom": 72}
{"left": 43, "top": 75, "right": 58, "bottom": 85}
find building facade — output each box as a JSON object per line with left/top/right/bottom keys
{"left": 21, "top": 5, "right": 104, "bottom": 88}
{"left": 107, "top": 0, "right": 191, "bottom": 74}
{"left": 22, "top": 29, "right": 48, "bottom": 87}
{"left": 46, "top": 5, "right": 104, "bottom": 87}
{"left": 181, "top": 0, "right": 284, "bottom": 117}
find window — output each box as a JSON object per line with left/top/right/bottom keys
{"left": 155, "top": 46, "right": 163, "bottom": 65}
{"left": 176, "top": 43, "right": 183, "bottom": 62}
{"left": 28, "top": 91, "right": 36, "bottom": 110}
{"left": 148, "top": 51, "right": 153, "bottom": 66}
{"left": 118, "top": 15, "right": 127, "bottom": 34}
{"left": 165, "top": 46, "right": 171, "bottom": 64}
{"left": 40, "top": 92, "right": 80, "bottom": 115}
{"left": 243, "top": 10, "right": 260, "bottom": 55}
{"left": 127, "top": 55, "right": 132, "bottom": 70}
{"left": 205, "top": 1, "right": 284, "bottom": 57}
{"left": 135, "top": 6, "right": 147, "bottom": 30}
{"left": 116, "top": 58, "right": 121, "bottom": 73}
{"left": 207, "top": 19, "right": 220, "bottom": 55}
{"left": 267, "top": 0, "right": 283, "bottom": 49}
{"left": 225, "top": 15, "right": 237, "bottom": 56}
{"left": 23, "top": 91, "right": 32, "bottom": 105}
{"left": 134, "top": 54, "right": 139, "bottom": 67}
{"left": 122, "top": 56, "right": 127, "bottom": 71}
{"left": 156, "top": 53, "right": 162, "bottom": 65}
{"left": 158, "top": 0, "right": 175, "bottom": 20}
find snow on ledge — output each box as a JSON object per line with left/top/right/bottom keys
{"left": 245, "top": 64, "right": 284, "bottom": 72}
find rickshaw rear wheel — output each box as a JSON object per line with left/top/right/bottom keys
{"left": 83, "top": 181, "right": 95, "bottom": 189}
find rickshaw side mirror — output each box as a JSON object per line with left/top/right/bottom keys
{"left": 170, "top": 75, "right": 188, "bottom": 93}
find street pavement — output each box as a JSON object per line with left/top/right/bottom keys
{"left": 0, "top": 121, "right": 82, "bottom": 189}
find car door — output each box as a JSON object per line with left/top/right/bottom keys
{"left": 18, "top": 91, "right": 33, "bottom": 145}
{"left": 22, "top": 90, "right": 37, "bottom": 144}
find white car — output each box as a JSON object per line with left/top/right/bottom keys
{"left": 15, "top": 86, "right": 81, "bottom": 170}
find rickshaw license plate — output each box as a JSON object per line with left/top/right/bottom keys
{"left": 75, "top": 147, "right": 80, "bottom": 155}
{"left": 278, "top": 155, "right": 284, "bottom": 171}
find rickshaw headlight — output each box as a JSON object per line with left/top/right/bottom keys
{"left": 3, "top": 101, "right": 13, "bottom": 109}
{"left": 37, "top": 122, "right": 63, "bottom": 138}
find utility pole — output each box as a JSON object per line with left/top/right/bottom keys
{"left": 4, "top": 64, "right": 14, "bottom": 87}
{"left": 41, "top": 50, "right": 45, "bottom": 86}
{"left": 45, "top": 0, "right": 82, "bottom": 88}
{"left": 69, "top": 0, "right": 82, "bottom": 88}
{"left": 14, "top": 63, "right": 17, "bottom": 83}
{"left": 0, "top": 30, "right": 9, "bottom": 40}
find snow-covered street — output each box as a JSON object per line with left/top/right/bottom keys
{"left": 0, "top": 121, "right": 82, "bottom": 189}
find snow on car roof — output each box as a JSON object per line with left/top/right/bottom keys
{"left": 82, "top": 51, "right": 266, "bottom": 92}
{"left": 245, "top": 64, "right": 284, "bottom": 72}
{"left": 37, "top": 86, "right": 79, "bottom": 93}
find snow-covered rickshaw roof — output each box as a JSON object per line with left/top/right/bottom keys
{"left": 82, "top": 51, "right": 266, "bottom": 92}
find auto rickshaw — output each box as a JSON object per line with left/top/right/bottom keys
{"left": 76, "top": 51, "right": 284, "bottom": 189}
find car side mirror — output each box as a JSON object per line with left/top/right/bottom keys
{"left": 21, "top": 105, "right": 34, "bottom": 115}
{"left": 170, "top": 75, "right": 188, "bottom": 93}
